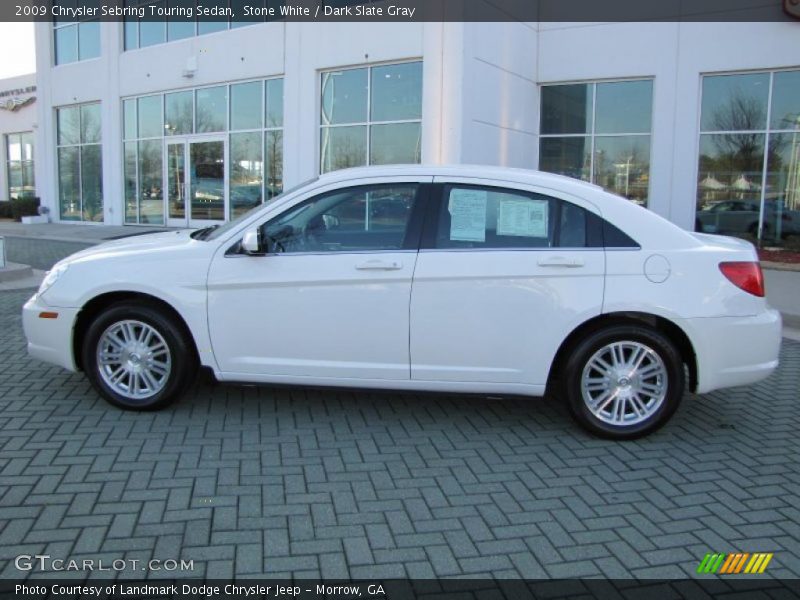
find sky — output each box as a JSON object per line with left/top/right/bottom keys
{"left": 0, "top": 23, "right": 36, "bottom": 79}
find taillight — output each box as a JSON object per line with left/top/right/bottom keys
{"left": 719, "top": 261, "right": 765, "bottom": 297}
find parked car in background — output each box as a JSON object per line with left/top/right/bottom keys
{"left": 23, "top": 166, "right": 781, "bottom": 439}
{"left": 696, "top": 199, "right": 800, "bottom": 238}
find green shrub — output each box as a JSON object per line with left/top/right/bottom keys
{"left": 10, "top": 197, "right": 40, "bottom": 221}
{"left": 0, "top": 201, "right": 12, "bottom": 219}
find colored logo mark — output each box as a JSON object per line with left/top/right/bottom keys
{"left": 697, "top": 553, "right": 773, "bottom": 574}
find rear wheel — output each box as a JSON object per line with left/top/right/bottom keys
{"left": 563, "top": 325, "right": 684, "bottom": 439}
{"left": 82, "top": 302, "right": 197, "bottom": 410}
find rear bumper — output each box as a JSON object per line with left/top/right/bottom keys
{"left": 22, "top": 293, "right": 79, "bottom": 372}
{"left": 680, "top": 309, "right": 782, "bottom": 394}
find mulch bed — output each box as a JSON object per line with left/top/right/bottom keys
{"left": 758, "top": 248, "right": 800, "bottom": 264}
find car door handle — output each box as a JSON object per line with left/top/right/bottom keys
{"left": 537, "top": 256, "right": 584, "bottom": 268}
{"left": 355, "top": 259, "right": 403, "bottom": 270}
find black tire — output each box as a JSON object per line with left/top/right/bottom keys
{"left": 562, "top": 325, "right": 684, "bottom": 440}
{"left": 82, "top": 302, "right": 197, "bottom": 410}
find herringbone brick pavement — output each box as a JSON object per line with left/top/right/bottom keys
{"left": 1, "top": 288, "right": 798, "bottom": 579}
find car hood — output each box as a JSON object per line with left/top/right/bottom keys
{"left": 55, "top": 230, "right": 200, "bottom": 267}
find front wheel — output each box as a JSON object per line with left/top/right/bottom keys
{"left": 563, "top": 325, "right": 684, "bottom": 439}
{"left": 82, "top": 302, "right": 197, "bottom": 410}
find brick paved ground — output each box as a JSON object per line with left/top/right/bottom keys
{"left": 0, "top": 287, "right": 798, "bottom": 580}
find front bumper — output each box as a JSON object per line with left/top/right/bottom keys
{"left": 680, "top": 309, "right": 782, "bottom": 394}
{"left": 22, "top": 293, "right": 80, "bottom": 372}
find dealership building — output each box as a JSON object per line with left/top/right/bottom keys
{"left": 1, "top": 16, "right": 798, "bottom": 247}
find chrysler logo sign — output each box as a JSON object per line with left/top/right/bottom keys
{"left": 0, "top": 96, "right": 35, "bottom": 112}
{"left": 786, "top": 0, "right": 800, "bottom": 18}
{"left": 0, "top": 85, "right": 36, "bottom": 112}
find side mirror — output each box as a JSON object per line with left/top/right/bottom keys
{"left": 241, "top": 227, "right": 262, "bottom": 254}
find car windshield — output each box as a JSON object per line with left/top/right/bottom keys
{"left": 197, "top": 177, "right": 319, "bottom": 242}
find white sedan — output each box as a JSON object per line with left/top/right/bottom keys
{"left": 23, "top": 166, "right": 782, "bottom": 439}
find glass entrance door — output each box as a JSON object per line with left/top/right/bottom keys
{"left": 166, "top": 137, "right": 227, "bottom": 227}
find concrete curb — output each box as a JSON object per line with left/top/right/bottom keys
{"left": 782, "top": 313, "right": 800, "bottom": 330}
{"left": 0, "top": 262, "right": 33, "bottom": 283}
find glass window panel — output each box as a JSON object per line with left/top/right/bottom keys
{"left": 231, "top": 82, "right": 263, "bottom": 131}
{"left": 190, "top": 140, "right": 225, "bottom": 220}
{"left": 124, "top": 19, "right": 138, "bottom": 50}
{"left": 762, "top": 132, "right": 800, "bottom": 246}
{"left": 57, "top": 106, "right": 81, "bottom": 146}
{"left": 321, "top": 68, "right": 368, "bottom": 125}
{"left": 167, "top": 142, "right": 186, "bottom": 220}
{"left": 370, "top": 62, "right": 422, "bottom": 122}
{"left": 196, "top": 86, "right": 227, "bottom": 133}
{"left": 435, "top": 186, "right": 557, "bottom": 250}
{"left": 320, "top": 126, "right": 367, "bottom": 173}
{"left": 595, "top": 80, "right": 653, "bottom": 134}
{"left": 199, "top": 21, "right": 228, "bottom": 34}
{"left": 55, "top": 25, "right": 78, "bottom": 65}
{"left": 81, "top": 145, "right": 103, "bottom": 222}
{"left": 58, "top": 146, "right": 81, "bottom": 220}
{"left": 165, "top": 91, "right": 193, "bottom": 135}
{"left": 78, "top": 21, "right": 100, "bottom": 60}
{"left": 21, "top": 133, "right": 34, "bottom": 161}
{"left": 266, "top": 78, "right": 284, "bottom": 128}
{"left": 8, "top": 162, "right": 22, "bottom": 198}
{"left": 139, "top": 18, "right": 166, "bottom": 47}
{"left": 540, "top": 84, "right": 592, "bottom": 135}
{"left": 81, "top": 104, "right": 101, "bottom": 144}
{"left": 7, "top": 136, "right": 22, "bottom": 161}
{"left": 230, "top": 132, "right": 263, "bottom": 219}
{"left": 124, "top": 142, "right": 138, "bottom": 223}
{"left": 770, "top": 70, "right": 800, "bottom": 131}
{"left": 262, "top": 184, "right": 418, "bottom": 253}
{"left": 124, "top": 99, "right": 137, "bottom": 140}
{"left": 369, "top": 122, "right": 421, "bottom": 165}
{"left": 701, "top": 73, "right": 769, "bottom": 132}
{"left": 22, "top": 162, "right": 36, "bottom": 197}
{"left": 265, "top": 130, "right": 283, "bottom": 199}
{"left": 539, "top": 136, "right": 591, "bottom": 182}
{"left": 592, "top": 136, "right": 651, "bottom": 207}
{"left": 168, "top": 20, "right": 195, "bottom": 41}
{"left": 138, "top": 140, "right": 164, "bottom": 224}
{"left": 138, "top": 95, "right": 163, "bottom": 138}
{"left": 695, "top": 133, "right": 765, "bottom": 238}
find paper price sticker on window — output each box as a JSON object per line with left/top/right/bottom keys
{"left": 497, "top": 198, "right": 548, "bottom": 238}
{"left": 449, "top": 189, "right": 487, "bottom": 242}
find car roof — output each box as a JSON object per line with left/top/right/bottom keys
{"left": 317, "top": 164, "right": 604, "bottom": 195}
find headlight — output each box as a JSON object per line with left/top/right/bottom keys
{"left": 38, "top": 264, "right": 69, "bottom": 295}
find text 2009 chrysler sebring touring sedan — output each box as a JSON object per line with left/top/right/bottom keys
{"left": 23, "top": 166, "right": 781, "bottom": 439}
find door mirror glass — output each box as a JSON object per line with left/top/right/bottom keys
{"left": 241, "top": 227, "right": 262, "bottom": 254}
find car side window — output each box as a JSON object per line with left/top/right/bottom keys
{"left": 433, "top": 185, "right": 590, "bottom": 249}
{"left": 261, "top": 184, "right": 418, "bottom": 254}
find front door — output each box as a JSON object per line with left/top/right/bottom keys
{"left": 166, "top": 137, "right": 226, "bottom": 228}
{"left": 206, "top": 179, "right": 430, "bottom": 381}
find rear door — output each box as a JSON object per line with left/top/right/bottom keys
{"left": 410, "top": 178, "right": 606, "bottom": 387}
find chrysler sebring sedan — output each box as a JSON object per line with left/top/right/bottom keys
{"left": 23, "top": 166, "right": 781, "bottom": 439}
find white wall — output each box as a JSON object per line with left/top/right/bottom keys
{"left": 0, "top": 73, "right": 37, "bottom": 203}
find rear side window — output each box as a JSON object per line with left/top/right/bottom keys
{"left": 433, "top": 185, "right": 590, "bottom": 249}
